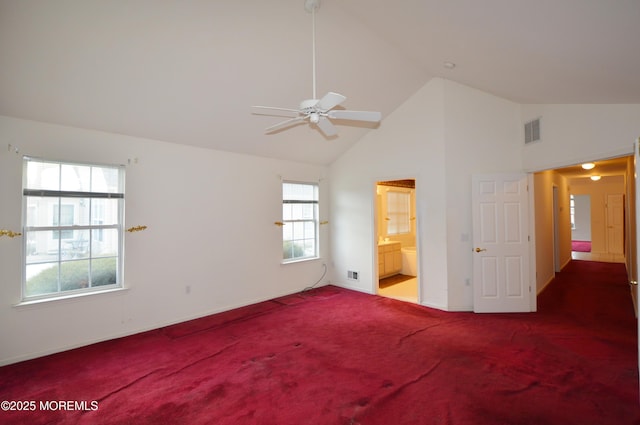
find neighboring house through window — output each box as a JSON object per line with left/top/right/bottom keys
{"left": 22, "top": 158, "right": 125, "bottom": 300}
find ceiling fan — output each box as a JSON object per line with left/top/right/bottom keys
{"left": 251, "top": 0, "right": 382, "bottom": 137}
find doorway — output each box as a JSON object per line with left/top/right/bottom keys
{"left": 569, "top": 177, "right": 625, "bottom": 263}
{"left": 539, "top": 157, "right": 630, "bottom": 284}
{"left": 570, "top": 194, "right": 593, "bottom": 258}
{"left": 375, "top": 179, "right": 419, "bottom": 303}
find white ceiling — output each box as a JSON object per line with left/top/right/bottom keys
{"left": 1, "top": 0, "right": 639, "bottom": 165}
{"left": 553, "top": 156, "right": 630, "bottom": 180}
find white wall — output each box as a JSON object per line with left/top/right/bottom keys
{"left": 442, "top": 81, "right": 523, "bottom": 309}
{"left": 533, "top": 171, "right": 572, "bottom": 294}
{"left": 0, "top": 116, "right": 329, "bottom": 365}
{"left": 533, "top": 171, "right": 556, "bottom": 293}
{"left": 330, "top": 78, "right": 448, "bottom": 308}
{"left": 329, "top": 79, "right": 522, "bottom": 311}
{"left": 522, "top": 104, "right": 640, "bottom": 171}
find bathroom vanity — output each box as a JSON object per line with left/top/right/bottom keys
{"left": 378, "top": 241, "right": 402, "bottom": 278}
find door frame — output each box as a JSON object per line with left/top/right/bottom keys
{"left": 529, "top": 173, "right": 537, "bottom": 312}
{"left": 634, "top": 138, "right": 640, "bottom": 398}
{"left": 553, "top": 185, "right": 561, "bottom": 273}
{"left": 372, "top": 176, "right": 421, "bottom": 304}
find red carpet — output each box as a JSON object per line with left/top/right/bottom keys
{"left": 572, "top": 240, "right": 592, "bottom": 252}
{"left": 1, "top": 261, "right": 638, "bottom": 424}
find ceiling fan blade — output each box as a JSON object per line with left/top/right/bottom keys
{"left": 316, "top": 92, "right": 346, "bottom": 111}
{"left": 327, "top": 110, "right": 382, "bottom": 122}
{"left": 252, "top": 105, "right": 300, "bottom": 118}
{"left": 265, "top": 116, "right": 306, "bottom": 133}
{"left": 315, "top": 116, "right": 338, "bottom": 137}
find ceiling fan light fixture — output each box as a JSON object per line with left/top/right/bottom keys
{"left": 581, "top": 162, "right": 595, "bottom": 170}
{"left": 304, "top": 0, "right": 319, "bottom": 13}
{"left": 590, "top": 175, "right": 601, "bottom": 181}
{"left": 309, "top": 113, "right": 320, "bottom": 124}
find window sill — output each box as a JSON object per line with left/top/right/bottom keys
{"left": 14, "top": 287, "right": 129, "bottom": 308}
{"left": 282, "top": 257, "right": 322, "bottom": 265}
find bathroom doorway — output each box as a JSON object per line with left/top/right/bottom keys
{"left": 375, "top": 179, "right": 419, "bottom": 303}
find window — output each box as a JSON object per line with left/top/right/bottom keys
{"left": 282, "top": 182, "right": 319, "bottom": 262}
{"left": 22, "top": 158, "right": 125, "bottom": 300}
{"left": 386, "top": 190, "right": 411, "bottom": 235}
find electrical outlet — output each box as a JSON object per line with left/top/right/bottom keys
{"left": 347, "top": 270, "right": 359, "bottom": 281}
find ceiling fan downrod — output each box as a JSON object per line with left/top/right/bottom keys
{"left": 250, "top": 0, "right": 381, "bottom": 137}
{"left": 305, "top": 0, "right": 320, "bottom": 100}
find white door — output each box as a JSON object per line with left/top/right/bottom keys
{"left": 607, "top": 193, "right": 624, "bottom": 254}
{"left": 472, "top": 174, "right": 531, "bottom": 313}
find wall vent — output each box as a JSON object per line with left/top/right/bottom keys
{"left": 524, "top": 118, "right": 541, "bottom": 144}
{"left": 347, "top": 270, "right": 359, "bottom": 281}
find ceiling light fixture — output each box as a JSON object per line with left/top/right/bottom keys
{"left": 590, "top": 175, "right": 601, "bottom": 181}
{"left": 443, "top": 61, "right": 456, "bottom": 70}
{"left": 581, "top": 162, "right": 595, "bottom": 170}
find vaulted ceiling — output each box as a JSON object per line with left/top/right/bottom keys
{"left": 1, "top": 0, "right": 639, "bottom": 165}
